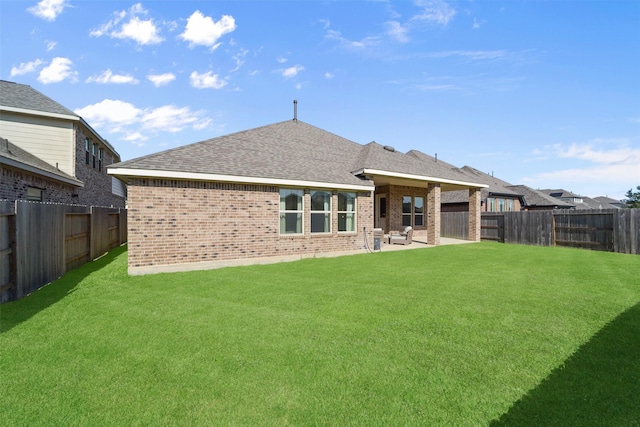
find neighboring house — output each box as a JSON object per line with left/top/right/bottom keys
{"left": 593, "top": 196, "right": 624, "bottom": 209}
{"left": 540, "top": 189, "right": 617, "bottom": 210}
{"left": 0, "top": 137, "right": 83, "bottom": 201}
{"left": 109, "top": 119, "right": 487, "bottom": 275}
{"left": 440, "top": 166, "right": 524, "bottom": 212}
{"left": 0, "top": 80, "right": 125, "bottom": 207}
{"left": 505, "top": 185, "right": 574, "bottom": 210}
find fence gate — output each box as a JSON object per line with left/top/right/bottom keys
{"left": 481, "top": 214, "right": 505, "bottom": 242}
{"left": 553, "top": 211, "right": 614, "bottom": 251}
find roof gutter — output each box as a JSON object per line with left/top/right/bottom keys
{"left": 353, "top": 168, "right": 488, "bottom": 189}
{"left": 108, "top": 167, "right": 376, "bottom": 192}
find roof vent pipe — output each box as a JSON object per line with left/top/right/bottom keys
{"left": 383, "top": 145, "right": 395, "bottom": 152}
{"left": 293, "top": 99, "right": 298, "bottom": 121}
{"left": 435, "top": 153, "right": 438, "bottom": 162}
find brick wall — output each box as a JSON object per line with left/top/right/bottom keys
{"left": 0, "top": 165, "right": 76, "bottom": 203}
{"left": 127, "top": 179, "right": 374, "bottom": 270}
{"left": 74, "top": 125, "right": 125, "bottom": 208}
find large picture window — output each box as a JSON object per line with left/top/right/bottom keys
{"left": 280, "top": 189, "right": 303, "bottom": 234}
{"left": 338, "top": 192, "right": 356, "bottom": 232}
{"left": 311, "top": 191, "right": 331, "bottom": 233}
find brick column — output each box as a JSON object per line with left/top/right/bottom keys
{"left": 427, "top": 183, "right": 441, "bottom": 245}
{"left": 469, "top": 188, "right": 481, "bottom": 242}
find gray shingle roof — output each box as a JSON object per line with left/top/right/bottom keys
{"left": 111, "top": 120, "right": 490, "bottom": 189}
{"left": 440, "top": 166, "right": 522, "bottom": 204}
{"left": 538, "top": 188, "right": 609, "bottom": 209}
{"left": 112, "top": 120, "right": 372, "bottom": 188}
{"left": 0, "top": 80, "right": 78, "bottom": 117}
{"left": 506, "top": 185, "right": 574, "bottom": 208}
{"left": 0, "top": 137, "right": 83, "bottom": 186}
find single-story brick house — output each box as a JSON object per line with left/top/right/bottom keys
{"left": 109, "top": 119, "right": 486, "bottom": 275}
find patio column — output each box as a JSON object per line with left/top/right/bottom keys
{"left": 427, "top": 183, "right": 441, "bottom": 245}
{"left": 469, "top": 188, "right": 481, "bottom": 242}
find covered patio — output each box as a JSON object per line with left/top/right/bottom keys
{"left": 359, "top": 171, "right": 486, "bottom": 245}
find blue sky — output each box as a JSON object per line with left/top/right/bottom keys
{"left": 2, "top": 0, "right": 639, "bottom": 200}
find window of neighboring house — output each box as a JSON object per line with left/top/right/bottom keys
{"left": 280, "top": 189, "right": 303, "bottom": 234}
{"left": 338, "top": 192, "right": 356, "bottom": 232}
{"left": 85, "top": 138, "right": 90, "bottom": 164}
{"left": 310, "top": 190, "right": 331, "bottom": 233}
{"left": 508, "top": 199, "right": 514, "bottom": 211}
{"left": 402, "top": 196, "right": 412, "bottom": 227}
{"left": 27, "top": 187, "right": 43, "bottom": 202}
{"left": 414, "top": 196, "right": 424, "bottom": 226}
{"left": 98, "top": 148, "right": 103, "bottom": 171}
{"left": 92, "top": 143, "right": 97, "bottom": 168}
{"left": 488, "top": 198, "right": 495, "bottom": 212}
{"left": 498, "top": 198, "right": 506, "bottom": 212}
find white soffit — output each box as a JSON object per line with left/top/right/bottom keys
{"left": 108, "top": 167, "right": 376, "bottom": 192}
{"left": 355, "top": 168, "right": 488, "bottom": 189}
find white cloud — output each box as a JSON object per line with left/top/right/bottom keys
{"left": 75, "top": 99, "right": 212, "bottom": 140}
{"left": 276, "top": 56, "right": 288, "bottom": 64}
{"left": 428, "top": 50, "right": 507, "bottom": 61}
{"left": 27, "top": 0, "right": 69, "bottom": 21}
{"left": 75, "top": 99, "right": 142, "bottom": 128}
{"left": 179, "top": 11, "right": 236, "bottom": 49}
{"left": 38, "top": 57, "right": 77, "bottom": 83}
{"left": 90, "top": 3, "right": 163, "bottom": 46}
{"left": 10, "top": 59, "right": 44, "bottom": 77}
{"left": 86, "top": 69, "right": 140, "bottom": 85}
{"left": 147, "top": 73, "right": 176, "bottom": 87}
{"left": 279, "top": 65, "right": 304, "bottom": 79}
{"left": 140, "top": 105, "right": 201, "bottom": 132}
{"left": 325, "top": 30, "right": 381, "bottom": 50}
{"left": 524, "top": 140, "right": 640, "bottom": 198}
{"left": 45, "top": 40, "right": 57, "bottom": 51}
{"left": 231, "top": 49, "right": 248, "bottom": 72}
{"left": 324, "top": 72, "right": 335, "bottom": 79}
{"left": 412, "top": 0, "right": 456, "bottom": 26}
{"left": 385, "top": 21, "right": 409, "bottom": 43}
{"left": 189, "top": 71, "right": 227, "bottom": 89}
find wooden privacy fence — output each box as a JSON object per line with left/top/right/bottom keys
{"left": 441, "top": 209, "right": 639, "bottom": 255}
{"left": 0, "top": 200, "right": 127, "bottom": 303}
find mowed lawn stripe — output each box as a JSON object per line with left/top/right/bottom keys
{"left": 1, "top": 243, "right": 638, "bottom": 425}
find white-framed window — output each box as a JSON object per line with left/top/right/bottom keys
{"left": 414, "top": 196, "right": 424, "bottom": 226}
{"left": 508, "top": 199, "right": 514, "bottom": 211}
{"left": 27, "top": 187, "right": 43, "bottom": 202}
{"left": 98, "top": 148, "right": 103, "bottom": 171}
{"left": 338, "top": 192, "right": 356, "bottom": 232}
{"left": 280, "top": 189, "right": 303, "bottom": 234}
{"left": 92, "top": 143, "right": 98, "bottom": 168}
{"left": 403, "top": 196, "right": 424, "bottom": 227}
{"left": 310, "top": 190, "right": 331, "bottom": 233}
{"left": 498, "top": 198, "right": 505, "bottom": 212}
{"left": 402, "top": 196, "right": 412, "bottom": 227}
{"left": 488, "top": 198, "right": 495, "bottom": 212}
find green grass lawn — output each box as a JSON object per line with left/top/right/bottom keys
{"left": 1, "top": 243, "right": 639, "bottom": 426}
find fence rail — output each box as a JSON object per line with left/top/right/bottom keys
{"left": 0, "top": 200, "right": 127, "bottom": 303}
{"left": 441, "top": 209, "right": 639, "bottom": 255}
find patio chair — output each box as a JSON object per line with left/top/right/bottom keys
{"left": 390, "top": 226, "right": 413, "bottom": 245}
